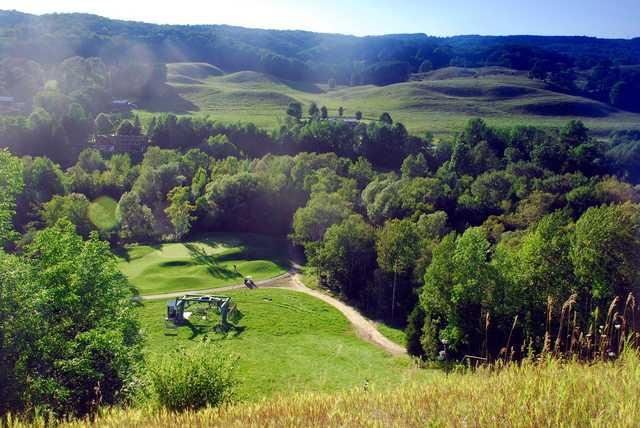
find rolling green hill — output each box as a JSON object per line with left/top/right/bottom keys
{"left": 139, "top": 64, "right": 640, "bottom": 137}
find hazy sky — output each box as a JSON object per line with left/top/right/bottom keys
{"left": 3, "top": 0, "right": 639, "bottom": 38}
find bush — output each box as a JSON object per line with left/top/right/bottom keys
{"left": 149, "top": 343, "right": 237, "bottom": 412}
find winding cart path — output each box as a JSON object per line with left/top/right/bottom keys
{"left": 138, "top": 265, "right": 406, "bottom": 356}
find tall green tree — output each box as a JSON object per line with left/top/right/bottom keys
{"left": 0, "top": 220, "right": 142, "bottom": 417}
{"left": 291, "top": 192, "right": 352, "bottom": 245}
{"left": 286, "top": 102, "right": 302, "bottom": 120}
{"left": 571, "top": 203, "right": 640, "bottom": 309}
{"left": 165, "top": 186, "right": 196, "bottom": 240}
{"left": 317, "top": 214, "right": 376, "bottom": 299}
{"left": 41, "top": 193, "right": 93, "bottom": 237}
{"left": 117, "top": 192, "right": 156, "bottom": 242}
{"left": 376, "top": 218, "right": 420, "bottom": 321}
{"left": 0, "top": 150, "right": 23, "bottom": 247}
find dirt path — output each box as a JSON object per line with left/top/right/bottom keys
{"left": 139, "top": 267, "right": 406, "bottom": 356}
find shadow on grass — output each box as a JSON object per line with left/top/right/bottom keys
{"left": 185, "top": 243, "right": 241, "bottom": 279}
{"left": 137, "top": 86, "right": 199, "bottom": 113}
{"left": 184, "top": 319, "right": 246, "bottom": 340}
{"left": 281, "top": 79, "right": 325, "bottom": 94}
{"left": 112, "top": 246, "right": 131, "bottom": 262}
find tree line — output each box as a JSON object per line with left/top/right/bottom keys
{"left": 2, "top": 10, "right": 640, "bottom": 87}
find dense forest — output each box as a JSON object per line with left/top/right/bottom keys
{"left": 1, "top": 10, "right": 640, "bottom": 110}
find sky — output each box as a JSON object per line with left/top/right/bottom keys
{"left": 2, "top": 0, "right": 639, "bottom": 38}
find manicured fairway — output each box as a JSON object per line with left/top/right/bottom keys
{"left": 117, "top": 233, "right": 290, "bottom": 295}
{"left": 139, "top": 288, "right": 422, "bottom": 400}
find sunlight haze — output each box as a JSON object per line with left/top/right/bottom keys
{"left": 3, "top": 0, "right": 639, "bottom": 37}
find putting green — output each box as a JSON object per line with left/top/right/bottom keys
{"left": 117, "top": 233, "right": 290, "bottom": 295}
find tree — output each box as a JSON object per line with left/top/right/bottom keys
{"left": 355, "top": 111, "right": 363, "bottom": 121}
{"left": 401, "top": 153, "right": 429, "bottom": 178}
{"left": 376, "top": 218, "right": 420, "bottom": 321}
{"left": 421, "top": 228, "right": 495, "bottom": 356}
{"left": 286, "top": 102, "right": 302, "bottom": 120}
{"left": 316, "top": 214, "right": 376, "bottom": 299}
{"left": 78, "top": 148, "right": 106, "bottom": 173}
{"left": 308, "top": 102, "right": 319, "bottom": 118}
{"left": 0, "top": 150, "right": 23, "bottom": 247}
{"left": 202, "top": 135, "right": 240, "bottom": 159}
{"left": 610, "top": 81, "right": 640, "bottom": 111}
{"left": 418, "top": 60, "right": 433, "bottom": 73}
{"left": 291, "top": 192, "right": 352, "bottom": 245}
{"left": 165, "top": 186, "right": 196, "bottom": 240}
{"left": 116, "top": 120, "right": 138, "bottom": 136}
{"left": 320, "top": 106, "right": 328, "bottom": 119}
{"left": 406, "top": 305, "right": 426, "bottom": 357}
{"left": 379, "top": 112, "right": 393, "bottom": 125}
{"left": 117, "top": 191, "right": 156, "bottom": 242}
{"left": 41, "top": 193, "right": 93, "bottom": 237}
{"left": 528, "top": 60, "right": 550, "bottom": 80}
{"left": 191, "top": 167, "right": 208, "bottom": 200}
{"left": 0, "top": 220, "right": 142, "bottom": 417}
{"left": 571, "top": 203, "right": 640, "bottom": 309}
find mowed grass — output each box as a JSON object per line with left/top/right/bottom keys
{"left": 55, "top": 352, "right": 640, "bottom": 427}
{"left": 88, "top": 196, "right": 118, "bottom": 231}
{"left": 136, "top": 64, "right": 640, "bottom": 138}
{"left": 138, "top": 288, "right": 419, "bottom": 401}
{"left": 117, "top": 233, "right": 289, "bottom": 295}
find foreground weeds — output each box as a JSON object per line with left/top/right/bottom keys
{"left": 9, "top": 351, "right": 640, "bottom": 428}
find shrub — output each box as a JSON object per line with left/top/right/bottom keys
{"left": 149, "top": 343, "right": 237, "bottom": 412}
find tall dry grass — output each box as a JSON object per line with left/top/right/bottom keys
{"left": 8, "top": 350, "right": 640, "bottom": 428}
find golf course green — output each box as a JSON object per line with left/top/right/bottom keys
{"left": 117, "top": 233, "right": 290, "bottom": 295}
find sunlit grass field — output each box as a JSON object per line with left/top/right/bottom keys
{"left": 88, "top": 196, "right": 118, "bottom": 231}
{"left": 136, "top": 64, "right": 640, "bottom": 137}
{"left": 46, "top": 351, "right": 640, "bottom": 428}
{"left": 117, "top": 233, "right": 290, "bottom": 295}
{"left": 138, "top": 288, "right": 418, "bottom": 400}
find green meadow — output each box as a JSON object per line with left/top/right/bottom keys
{"left": 137, "top": 64, "right": 640, "bottom": 137}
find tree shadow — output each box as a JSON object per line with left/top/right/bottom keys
{"left": 138, "top": 86, "right": 199, "bottom": 113}
{"left": 281, "top": 79, "right": 325, "bottom": 94}
{"left": 112, "top": 246, "right": 131, "bottom": 262}
{"left": 184, "top": 243, "right": 241, "bottom": 279}
{"left": 183, "top": 319, "right": 246, "bottom": 340}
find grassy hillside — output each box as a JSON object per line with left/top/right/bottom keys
{"left": 51, "top": 352, "right": 640, "bottom": 427}
{"left": 137, "top": 65, "right": 640, "bottom": 137}
{"left": 117, "top": 233, "right": 289, "bottom": 295}
{"left": 138, "top": 288, "right": 419, "bottom": 400}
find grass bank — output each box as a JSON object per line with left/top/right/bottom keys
{"left": 47, "top": 351, "right": 640, "bottom": 428}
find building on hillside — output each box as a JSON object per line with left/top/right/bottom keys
{"left": 110, "top": 99, "right": 137, "bottom": 112}
{"left": 93, "top": 134, "right": 147, "bottom": 155}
